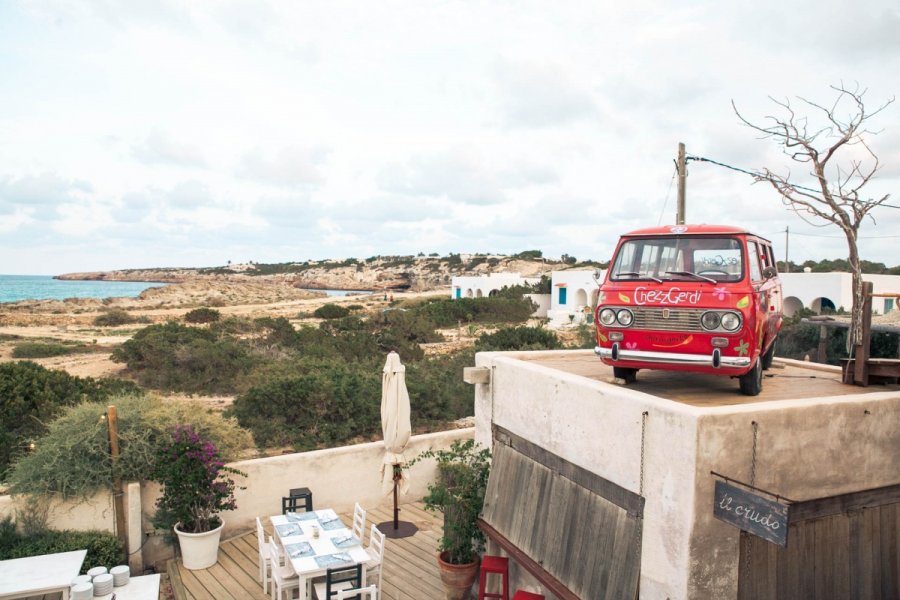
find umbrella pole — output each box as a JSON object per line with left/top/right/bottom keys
{"left": 378, "top": 463, "right": 418, "bottom": 539}
{"left": 393, "top": 465, "right": 400, "bottom": 529}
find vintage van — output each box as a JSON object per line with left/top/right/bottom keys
{"left": 594, "top": 225, "right": 782, "bottom": 395}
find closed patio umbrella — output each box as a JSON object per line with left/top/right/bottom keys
{"left": 377, "top": 351, "right": 418, "bottom": 538}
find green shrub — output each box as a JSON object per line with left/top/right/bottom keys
{"left": 313, "top": 303, "right": 351, "bottom": 319}
{"left": 0, "top": 526, "right": 125, "bottom": 571}
{"left": 475, "top": 326, "right": 562, "bottom": 351}
{"left": 11, "top": 342, "right": 87, "bottom": 359}
{"left": 184, "top": 307, "right": 221, "bottom": 324}
{"left": 0, "top": 362, "right": 140, "bottom": 482}
{"left": 93, "top": 308, "right": 147, "bottom": 327}
{"left": 415, "top": 297, "right": 535, "bottom": 327}
{"left": 7, "top": 394, "right": 253, "bottom": 499}
{"left": 229, "top": 363, "right": 380, "bottom": 450}
{"left": 111, "top": 322, "right": 255, "bottom": 393}
{"left": 407, "top": 348, "right": 476, "bottom": 424}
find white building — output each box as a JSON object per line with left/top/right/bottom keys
{"left": 781, "top": 272, "right": 900, "bottom": 316}
{"left": 545, "top": 269, "right": 604, "bottom": 325}
{"left": 450, "top": 272, "right": 540, "bottom": 299}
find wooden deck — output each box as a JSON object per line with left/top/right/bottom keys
{"left": 168, "top": 501, "right": 446, "bottom": 600}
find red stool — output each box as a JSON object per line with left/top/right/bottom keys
{"left": 512, "top": 591, "right": 545, "bottom": 600}
{"left": 478, "top": 555, "right": 510, "bottom": 600}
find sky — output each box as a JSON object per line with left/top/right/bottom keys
{"left": 1, "top": 0, "right": 898, "bottom": 276}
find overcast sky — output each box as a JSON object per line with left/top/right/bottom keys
{"left": 1, "top": 0, "right": 898, "bottom": 275}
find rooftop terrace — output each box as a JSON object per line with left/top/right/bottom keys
{"left": 168, "top": 501, "right": 444, "bottom": 600}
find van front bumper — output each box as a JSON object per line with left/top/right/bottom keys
{"left": 594, "top": 345, "right": 751, "bottom": 369}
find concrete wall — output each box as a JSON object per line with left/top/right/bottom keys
{"left": 1, "top": 428, "right": 473, "bottom": 570}
{"left": 525, "top": 293, "right": 550, "bottom": 318}
{"left": 472, "top": 349, "right": 900, "bottom": 600}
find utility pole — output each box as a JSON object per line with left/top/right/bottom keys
{"left": 676, "top": 142, "right": 687, "bottom": 225}
{"left": 784, "top": 226, "right": 790, "bottom": 273}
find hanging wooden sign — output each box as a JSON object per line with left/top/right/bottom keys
{"left": 713, "top": 480, "right": 789, "bottom": 547}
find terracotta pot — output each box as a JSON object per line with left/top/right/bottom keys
{"left": 437, "top": 551, "right": 480, "bottom": 600}
{"left": 174, "top": 520, "right": 224, "bottom": 570}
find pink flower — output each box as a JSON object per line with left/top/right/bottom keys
{"left": 712, "top": 287, "right": 727, "bottom": 301}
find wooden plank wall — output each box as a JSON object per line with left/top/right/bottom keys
{"left": 737, "top": 501, "right": 900, "bottom": 600}
{"left": 482, "top": 440, "right": 642, "bottom": 600}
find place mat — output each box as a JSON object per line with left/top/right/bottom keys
{"left": 275, "top": 523, "right": 304, "bottom": 538}
{"left": 320, "top": 517, "right": 344, "bottom": 531}
{"left": 284, "top": 541, "right": 315, "bottom": 559}
{"left": 286, "top": 511, "right": 319, "bottom": 522}
{"left": 314, "top": 552, "right": 353, "bottom": 568}
{"left": 331, "top": 535, "right": 359, "bottom": 549}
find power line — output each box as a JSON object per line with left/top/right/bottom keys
{"left": 657, "top": 167, "right": 677, "bottom": 226}
{"left": 686, "top": 154, "right": 900, "bottom": 210}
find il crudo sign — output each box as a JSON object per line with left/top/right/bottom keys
{"left": 713, "top": 480, "right": 789, "bottom": 547}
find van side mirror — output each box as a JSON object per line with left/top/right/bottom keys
{"left": 592, "top": 268, "right": 604, "bottom": 282}
{"left": 762, "top": 266, "right": 778, "bottom": 279}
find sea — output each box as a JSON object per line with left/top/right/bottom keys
{"left": 0, "top": 275, "right": 165, "bottom": 304}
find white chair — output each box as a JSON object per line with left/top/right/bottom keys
{"left": 334, "top": 584, "right": 378, "bottom": 600}
{"left": 364, "top": 524, "right": 386, "bottom": 591}
{"left": 269, "top": 542, "right": 300, "bottom": 600}
{"left": 352, "top": 502, "right": 366, "bottom": 542}
{"left": 256, "top": 517, "right": 272, "bottom": 593}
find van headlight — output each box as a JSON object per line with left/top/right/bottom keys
{"left": 721, "top": 312, "right": 742, "bottom": 332}
{"left": 700, "top": 311, "right": 721, "bottom": 331}
{"left": 599, "top": 308, "right": 617, "bottom": 326}
{"left": 616, "top": 309, "right": 634, "bottom": 326}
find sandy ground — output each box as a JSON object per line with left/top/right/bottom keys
{"left": 0, "top": 286, "right": 454, "bottom": 406}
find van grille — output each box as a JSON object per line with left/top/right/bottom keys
{"left": 631, "top": 307, "right": 702, "bottom": 332}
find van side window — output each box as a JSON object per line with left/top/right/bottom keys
{"left": 747, "top": 241, "right": 763, "bottom": 281}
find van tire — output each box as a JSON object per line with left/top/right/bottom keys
{"left": 739, "top": 359, "right": 763, "bottom": 396}
{"left": 761, "top": 338, "right": 776, "bottom": 370}
{"left": 614, "top": 367, "right": 638, "bottom": 384}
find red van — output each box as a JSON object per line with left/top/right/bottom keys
{"left": 594, "top": 225, "right": 782, "bottom": 395}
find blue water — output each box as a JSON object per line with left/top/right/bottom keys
{"left": 0, "top": 275, "right": 165, "bottom": 304}
{"left": 304, "top": 288, "right": 374, "bottom": 297}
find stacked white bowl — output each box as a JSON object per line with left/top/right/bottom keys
{"left": 71, "top": 581, "right": 93, "bottom": 600}
{"left": 92, "top": 573, "right": 114, "bottom": 596}
{"left": 110, "top": 564, "right": 130, "bottom": 587}
{"left": 86, "top": 566, "right": 108, "bottom": 578}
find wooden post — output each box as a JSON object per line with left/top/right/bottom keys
{"left": 107, "top": 405, "right": 127, "bottom": 545}
{"left": 676, "top": 142, "right": 686, "bottom": 225}
{"left": 818, "top": 325, "right": 828, "bottom": 363}
{"left": 852, "top": 282, "right": 874, "bottom": 386}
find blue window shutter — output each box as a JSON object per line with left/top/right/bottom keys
{"left": 455, "top": 288, "right": 461, "bottom": 299}
{"left": 559, "top": 287, "right": 567, "bottom": 305}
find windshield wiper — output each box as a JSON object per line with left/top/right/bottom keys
{"left": 665, "top": 271, "right": 716, "bottom": 284}
{"left": 616, "top": 271, "right": 662, "bottom": 283}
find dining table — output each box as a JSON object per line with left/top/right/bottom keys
{"left": 270, "top": 508, "right": 372, "bottom": 600}
{"left": 0, "top": 549, "right": 87, "bottom": 600}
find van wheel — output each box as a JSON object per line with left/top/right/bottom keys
{"left": 614, "top": 367, "right": 638, "bottom": 384}
{"left": 739, "top": 360, "right": 763, "bottom": 396}
{"left": 761, "top": 338, "right": 776, "bottom": 371}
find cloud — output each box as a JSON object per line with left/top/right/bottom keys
{"left": 132, "top": 131, "right": 207, "bottom": 167}
{"left": 0, "top": 172, "right": 93, "bottom": 207}
{"left": 493, "top": 59, "right": 599, "bottom": 128}
{"left": 238, "top": 146, "right": 329, "bottom": 188}
{"left": 378, "top": 150, "right": 558, "bottom": 206}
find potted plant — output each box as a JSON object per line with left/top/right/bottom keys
{"left": 416, "top": 439, "right": 491, "bottom": 600}
{"left": 149, "top": 424, "right": 246, "bottom": 570}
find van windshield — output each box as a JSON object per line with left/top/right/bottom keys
{"left": 610, "top": 236, "right": 744, "bottom": 283}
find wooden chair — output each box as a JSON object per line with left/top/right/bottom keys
{"left": 351, "top": 503, "right": 367, "bottom": 541}
{"left": 282, "top": 488, "right": 314, "bottom": 514}
{"left": 363, "top": 524, "right": 386, "bottom": 591}
{"left": 269, "top": 542, "right": 300, "bottom": 600}
{"left": 334, "top": 584, "right": 378, "bottom": 600}
{"left": 313, "top": 564, "right": 362, "bottom": 600}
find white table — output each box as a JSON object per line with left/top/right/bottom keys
{"left": 94, "top": 573, "right": 160, "bottom": 600}
{"left": 271, "top": 509, "right": 371, "bottom": 600}
{"left": 0, "top": 549, "right": 87, "bottom": 600}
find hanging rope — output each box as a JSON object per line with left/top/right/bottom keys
{"left": 743, "top": 421, "right": 760, "bottom": 584}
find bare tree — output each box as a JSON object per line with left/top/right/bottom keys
{"left": 733, "top": 83, "right": 895, "bottom": 351}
